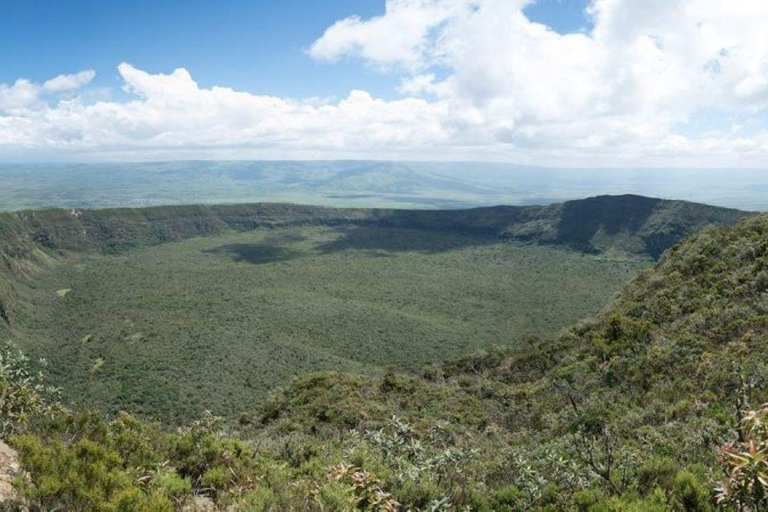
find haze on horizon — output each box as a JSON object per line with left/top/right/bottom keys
{"left": 2, "top": 0, "right": 768, "bottom": 168}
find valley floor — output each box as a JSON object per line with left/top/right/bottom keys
{"left": 19, "top": 225, "right": 648, "bottom": 422}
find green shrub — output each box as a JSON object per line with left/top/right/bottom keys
{"left": 671, "top": 471, "right": 713, "bottom": 511}
{"left": 638, "top": 457, "right": 679, "bottom": 494}
{"left": 200, "top": 466, "right": 229, "bottom": 492}
{"left": 236, "top": 485, "right": 276, "bottom": 511}
{"left": 493, "top": 485, "right": 524, "bottom": 510}
{"left": 313, "top": 481, "right": 356, "bottom": 511}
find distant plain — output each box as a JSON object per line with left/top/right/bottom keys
{"left": 2, "top": 160, "right": 768, "bottom": 211}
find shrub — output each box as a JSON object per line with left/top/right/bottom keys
{"left": 672, "top": 471, "right": 713, "bottom": 511}
{"left": 716, "top": 404, "right": 768, "bottom": 510}
{"left": 638, "top": 457, "right": 679, "bottom": 494}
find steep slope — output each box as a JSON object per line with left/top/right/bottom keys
{"left": 0, "top": 209, "right": 766, "bottom": 510}
{"left": 0, "top": 194, "right": 749, "bottom": 260}
{"left": 501, "top": 194, "right": 751, "bottom": 258}
{"left": 0, "top": 195, "right": 745, "bottom": 333}
{"left": 253, "top": 213, "right": 768, "bottom": 510}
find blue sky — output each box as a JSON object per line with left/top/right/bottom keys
{"left": 0, "top": 0, "right": 397, "bottom": 99}
{"left": 0, "top": 0, "right": 589, "bottom": 100}
{"left": 0, "top": 0, "right": 766, "bottom": 166}
{"left": 524, "top": 0, "right": 592, "bottom": 34}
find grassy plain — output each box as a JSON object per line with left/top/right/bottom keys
{"left": 22, "top": 225, "right": 648, "bottom": 422}
{"left": 2, "top": 161, "right": 768, "bottom": 211}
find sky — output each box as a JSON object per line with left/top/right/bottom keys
{"left": 1, "top": 0, "right": 768, "bottom": 167}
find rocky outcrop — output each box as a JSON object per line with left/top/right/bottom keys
{"left": 0, "top": 440, "right": 19, "bottom": 506}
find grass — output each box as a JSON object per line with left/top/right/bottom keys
{"left": 18, "top": 225, "right": 649, "bottom": 423}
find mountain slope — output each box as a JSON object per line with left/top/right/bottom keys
{"left": 0, "top": 194, "right": 749, "bottom": 260}
{"left": 0, "top": 195, "right": 748, "bottom": 340}
{"left": 252, "top": 213, "right": 768, "bottom": 509}
{"left": 1, "top": 208, "right": 767, "bottom": 510}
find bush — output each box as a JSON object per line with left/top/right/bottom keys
{"left": 638, "top": 457, "right": 679, "bottom": 495}
{"left": 672, "top": 471, "right": 713, "bottom": 511}
{"left": 716, "top": 404, "right": 768, "bottom": 511}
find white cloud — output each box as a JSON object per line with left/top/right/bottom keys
{"left": 0, "top": 79, "right": 42, "bottom": 111}
{"left": 43, "top": 70, "right": 96, "bottom": 94}
{"left": 0, "top": 63, "right": 453, "bottom": 160}
{"left": 308, "top": 0, "right": 484, "bottom": 70}
{"left": 306, "top": 0, "right": 768, "bottom": 165}
{"left": 0, "top": 70, "right": 95, "bottom": 112}
{"left": 2, "top": 1, "right": 768, "bottom": 165}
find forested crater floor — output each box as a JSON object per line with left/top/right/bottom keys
{"left": 0, "top": 195, "right": 763, "bottom": 510}
{"left": 27, "top": 226, "right": 647, "bottom": 422}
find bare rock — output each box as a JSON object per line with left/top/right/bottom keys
{"left": 0, "top": 440, "right": 19, "bottom": 505}
{"left": 182, "top": 495, "right": 216, "bottom": 512}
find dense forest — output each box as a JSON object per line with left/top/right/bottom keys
{"left": 0, "top": 196, "right": 765, "bottom": 510}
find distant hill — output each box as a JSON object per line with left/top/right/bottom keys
{"left": 0, "top": 195, "right": 748, "bottom": 332}
{"left": 3, "top": 161, "right": 768, "bottom": 211}
{"left": 0, "top": 194, "right": 750, "bottom": 262}
{"left": 503, "top": 194, "right": 752, "bottom": 258}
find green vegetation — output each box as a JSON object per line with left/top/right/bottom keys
{"left": 0, "top": 194, "right": 743, "bottom": 423}
{"left": 23, "top": 226, "right": 646, "bottom": 423}
{"left": 239, "top": 213, "right": 768, "bottom": 510}
{"left": 716, "top": 403, "right": 768, "bottom": 509}
{"left": 0, "top": 194, "right": 749, "bottom": 261}
{"left": 0, "top": 342, "right": 732, "bottom": 511}
{"left": 0, "top": 195, "right": 763, "bottom": 510}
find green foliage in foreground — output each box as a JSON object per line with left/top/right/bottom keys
{"left": 716, "top": 404, "right": 768, "bottom": 510}
{"left": 21, "top": 226, "right": 646, "bottom": 423}
{"left": 0, "top": 342, "right": 712, "bottom": 511}
{"left": 0, "top": 341, "right": 750, "bottom": 512}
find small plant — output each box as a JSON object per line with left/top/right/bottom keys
{"left": 326, "top": 462, "right": 400, "bottom": 511}
{"left": 0, "top": 341, "right": 61, "bottom": 436}
{"left": 716, "top": 404, "right": 768, "bottom": 510}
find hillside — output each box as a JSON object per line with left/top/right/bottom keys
{"left": 246, "top": 212, "right": 768, "bottom": 510}
{"left": 0, "top": 196, "right": 748, "bottom": 421}
{"left": 2, "top": 195, "right": 734, "bottom": 331}
{"left": 0, "top": 207, "right": 766, "bottom": 510}
{"left": 0, "top": 194, "right": 748, "bottom": 263}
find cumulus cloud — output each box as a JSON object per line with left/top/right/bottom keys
{"left": 0, "top": 79, "right": 42, "bottom": 111}
{"left": 308, "top": 0, "right": 483, "bottom": 70}
{"left": 0, "top": 63, "right": 453, "bottom": 160}
{"left": 308, "top": 0, "right": 768, "bottom": 164}
{"left": 2, "top": 1, "right": 768, "bottom": 165}
{"left": 43, "top": 70, "right": 96, "bottom": 94}
{"left": 0, "top": 70, "right": 95, "bottom": 112}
